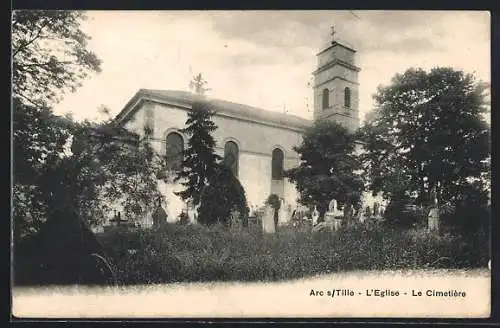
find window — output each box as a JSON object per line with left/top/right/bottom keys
{"left": 224, "top": 141, "right": 239, "bottom": 177}
{"left": 165, "top": 132, "right": 184, "bottom": 171}
{"left": 322, "top": 88, "right": 329, "bottom": 109}
{"left": 344, "top": 87, "right": 351, "bottom": 108}
{"left": 271, "top": 148, "right": 284, "bottom": 180}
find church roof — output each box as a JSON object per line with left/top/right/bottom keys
{"left": 114, "top": 89, "right": 312, "bottom": 131}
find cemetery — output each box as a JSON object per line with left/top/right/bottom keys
{"left": 12, "top": 11, "right": 490, "bottom": 288}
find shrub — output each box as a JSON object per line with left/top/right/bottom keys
{"left": 383, "top": 198, "right": 425, "bottom": 229}
{"left": 265, "top": 194, "right": 281, "bottom": 211}
{"left": 177, "top": 211, "right": 189, "bottom": 225}
{"left": 93, "top": 222, "right": 489, "bottom": 286}
{"left": 441, "top": 202, "right": 490, "bottom": 235}
{"left": 198, "top": 165, "right": 249, "bottom": 226}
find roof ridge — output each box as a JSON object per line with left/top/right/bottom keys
{"left": 141, "top": 89, "right": 312, "bottom": 127}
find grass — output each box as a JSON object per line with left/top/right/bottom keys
{"left": 96, "top": 222, "right": 489, "bottom": 286}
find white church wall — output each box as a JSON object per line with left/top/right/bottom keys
{"left": 236, "top": 152, "right": 271, "bottom": 209}
{"left": 123, "top": 101, "right": 305, "bottom": 223}
{"left": 211, "top": 114, "right": 303, "bottom": 210}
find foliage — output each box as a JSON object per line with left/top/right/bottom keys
{"left": 440, "top": 182, "right": 490, "bottom": 234}
{"left": 285, "top": 120, "right": 364, "bottom": 218}
{"left": 189, "top": 73, "right": 211, "bottom": 96}
{"left": 12, "top": 10, "right": 101, "bottom": 107}
{"left": 197, "top": 165, "right": 249, "bottom": 226}
{"left": 13, "top": 98, "right": 72, "bottom": 241}
{"left": 175, "top": 101, "right": 221, "bottom": 206}
{"left": 358, "top": 68, "right": 490, "bottom": 216}
{"left": 64, "top": 223, "right": 491, "bottom": 286}
{"left": 383, "top": 197, "right": 426, "bottom": 229}
{"left": 265, "top": 194, "right": 281, "bottom": 211}
{"left": 177, "top": 211, "right": 190, "bottom": 225}
{"left": 14, "top": 210, "right": 113, "bottom": 286}
{"left": 13, "top": 102, "right": 167, "bottom": 243}
{"left": 12, "top": 10, "right": 104, "bottom": 243}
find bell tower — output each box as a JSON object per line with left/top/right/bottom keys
{"left": 312, "top": 26, "right": 361, "bottom": 133}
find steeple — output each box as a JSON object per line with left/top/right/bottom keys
{"left": 312, "top": 27, "right": 361, "bottom": 133}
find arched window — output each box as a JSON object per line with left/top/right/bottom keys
{"left": 344, "top": 87, "right": 351, "bottom": 108}
{"left": 271, "top": 148, "right": 284, "bottom": 180}
{"left": 165, "top": 132, "right": 184, "bottom": 171}
{"left": 224, "top": 141, "right": 239, "bottom": 177}
{"left": 322, "top": 88, "right": 329, "bottom": 109}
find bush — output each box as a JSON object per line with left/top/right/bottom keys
{"left": 198, "top": 165, "right": 249, "bottom": 226}
{"left": 383, "top": 198, "right": 425, "bottom": 229}
{"left": 92, "top": 221, "right": 489, "bottom": 286}
{"left": 441, "top": 202, "right": 490, "bottom": 235}
{"left": 177, "top": 211, "right": 189, "bottom": 225}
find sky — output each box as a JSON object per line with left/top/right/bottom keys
{"left": 52, "top": 10, "right": 491, "bottom": 123}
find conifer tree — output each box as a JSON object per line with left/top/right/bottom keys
{"left": 175, "top": 101, "right": 221, "bottom": 206}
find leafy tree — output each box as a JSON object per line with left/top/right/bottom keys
{"left": 14, "top": 102, "right": 167, "bottom": 242}
{"left": 197, "top": 165, "right": 249, "bottom": 226}
{"left": 285, "top": 120, "right": 364, "bottom": 221}
{"left": 12, "top": 10, "right": 102, "bottom": 242}
{"left": 12, "top": 10, "right": 101, "bottom": 107}
{"left": 359, "top": 67, "right": 490, "bottom": 229}
{"left": 175, "top": 101, "right": 221, "bottom": 206}
{"left": 189, "top": 73, "right": 211, "bottom": 96}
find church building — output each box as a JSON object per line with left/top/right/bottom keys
{"left": 113, "top": 32, "right": 367, "bottom": 225}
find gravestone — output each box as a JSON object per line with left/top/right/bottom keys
{"left": 187, "top": 203, "right": 198, "bottom": 224}
{"left": 328, "top": 199, "right": 337, "bottom": 213}
{"left": 262, "top": 205, "right": 276, "bottom": 234}
{"left": 344, "top": 204, "right": 354, "bottom": 227}
{"left": 278, "top": 199, "right": 288, "bottom": 226}
{"left": 333, "top": 218, "right": 343, "bottom": 231}
{"left": 373, "top": 202, "right": 380, "bottom": 218}
{"left": 152, "top": 202, "right": 168, "bottom": 227}
{"left": 428, "top": 208, "right": 440, "bottom": 232}
{"left": 311, "top": 206, "right": 320, "bottom": 226}
{"left": 427, "top": 185, "right": 440, "bottom": 232}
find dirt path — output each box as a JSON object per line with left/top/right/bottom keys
{"left": 13, "top": 269, "right": 490, "bottom": 318}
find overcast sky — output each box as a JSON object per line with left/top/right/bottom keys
{"left": 52, "top": 10, "right": 490, "bottom": 123}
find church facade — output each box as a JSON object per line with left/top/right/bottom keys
{"left": 113, "top": 37, "right": 372, "bottom": 225}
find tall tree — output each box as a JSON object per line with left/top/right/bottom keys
{"left": 175, "top": 101, "right": 221, "bottom": 206}
{"left": 285, "top": 120, "right": 364, "bottom": 220}
{"left": 359, "top": 67, "right": 490, "bottom": 228}
{"left": 12, "top": 10, "right": 101, "bottom": 107}
{"left": 189, "top": 73, "right": 211, "bottom": 96}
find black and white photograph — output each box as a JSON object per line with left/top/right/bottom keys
{"left": 11, "top": 10, "right": 491, "bottom": 318}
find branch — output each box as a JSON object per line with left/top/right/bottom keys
{"left": 17, "top": 60, "right": 77, "bottom": 68}
{"left": 15, "top": 92, "right": 45, "bottom": 108}
{"left": 13, "top": 21, "right": 48, "bottom": 58}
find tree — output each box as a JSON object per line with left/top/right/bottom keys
{"left": 359, "top": 67, "right": 490, "bottom": 230}
{"left": 189, "top": 73, "right": 211, "bottom": 96}
{"left": 285, "top": 120, "right": 364, "bottom": 221}
{"left": 13, "top": 103, "right": 168, "bottom": 242}
{"left": 12, "top": 10, "right": 103, "bottom": 242}
{"left": 175, "top": 101, "right": 221, "bottom": 206}
{"left": 197, "top": 165, "right": 249, "bottom": 226}
{"left": 12, "top": 10, "right": 101, "bottom": 107}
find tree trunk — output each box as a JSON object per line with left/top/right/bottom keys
{"left": 274, "top": 209, "right": 279, "bottom": 232}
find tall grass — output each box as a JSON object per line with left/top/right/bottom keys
{"left": 97, "top": 223, "right": 489, "bottom": 285}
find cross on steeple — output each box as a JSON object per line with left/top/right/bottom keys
{"left": 330, "top": 25, "right": 336, "bottom": 42}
